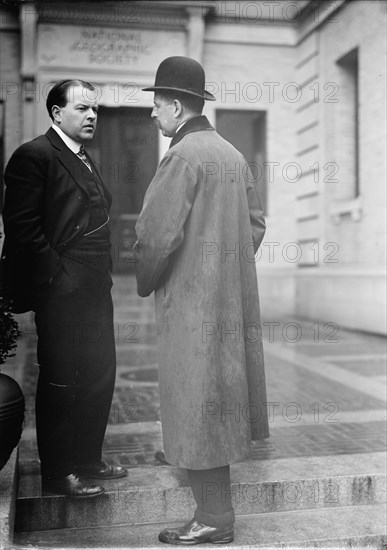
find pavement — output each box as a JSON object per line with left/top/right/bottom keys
{"left": 4, "top": 273, "right": 387, "bottom": 548}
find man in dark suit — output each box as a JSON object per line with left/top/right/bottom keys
{"left": 0, "top": 79, "right": 127, "bottom": 497}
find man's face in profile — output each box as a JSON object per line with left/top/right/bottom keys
{"left": 151, "top": 93, "right": 178, "bottom": 138}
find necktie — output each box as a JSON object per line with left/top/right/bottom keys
{"left": 77, "top": 145, "right": 105, "bottom": 199}
{"left": 77, "top": 145, "right": 92, "bottom": 172}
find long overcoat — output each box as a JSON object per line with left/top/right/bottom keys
{"left": 135, "top": 116, "right": 269, "bottom": 469}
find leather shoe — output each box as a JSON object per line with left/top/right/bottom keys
{"left": 155, "top": 449, "right": 170, "bottom": 465}
{"left": 42, "top": 474, "right": 105, "bottom": 498}
{"left": 159, "top": 518, "right": 234, "bottom": 545}
{"left": 76, "top": 460, "right": 128, "bottom": 480}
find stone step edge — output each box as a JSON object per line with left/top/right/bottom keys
{"left": 14, "top": 503, "right": 387, "bottom": 549}
{"left": 18, "top": 470, "right": 387, "bottom": 501}
{"left": 15, "top": 471, "right": 386, "bottom": 533}
{"left": 17, "top": 451, "right": 387, "bottom": 497}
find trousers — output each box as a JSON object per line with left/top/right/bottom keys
{"left": 187, "top": 466, "right": 235, "bottom": 528}
{"left": 34, "top": 248, "right": 116, "bottom": 477}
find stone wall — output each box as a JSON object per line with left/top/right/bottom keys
{"left": 294, "top": 0, "right": 386, "bottom": 334}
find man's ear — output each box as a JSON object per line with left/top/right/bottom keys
{"left": 51, "top": 105, "right": 62, "bottom": 123}
{"left": 173, "top": 99, "right": 183, "bottom": 118}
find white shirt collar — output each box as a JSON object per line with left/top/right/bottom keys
{"left": 175, "top": 115, "right": 200, "bottom": 135}
{"left": 51, "top": 124, "right": 82, "bottom": 154}
{"left": 175, "top": 120, "right": 188, "bottom": 134}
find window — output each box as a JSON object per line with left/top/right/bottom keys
{"left": 336, "top": 47, "right": 359, "bottom": 200}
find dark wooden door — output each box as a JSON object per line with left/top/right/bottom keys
{"left": 88, "top": 106, "right": 158, "bottom": 271}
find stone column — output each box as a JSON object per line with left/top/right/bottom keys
{"left": 185, "top": 6, "right": 206, "bottom": 62}
{"left": 20, "top": 2, "right": 37, "bottom": 143}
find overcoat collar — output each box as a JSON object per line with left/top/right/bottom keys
{"left": 45, "top": 127, "right": 104, "bottom": 194}
{"left": 169, "top": 115, "right": 214, "bottom": 149}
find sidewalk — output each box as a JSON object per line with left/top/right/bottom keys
{"left": 8, "top": 274, "right": 387, "bottom": 547}
{"left": 16, "top": 274, "right": 387, "bottom": 468}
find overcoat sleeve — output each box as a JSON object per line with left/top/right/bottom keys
{"left": 244, "top": 163, "right": 266, "bottom": 252}
{"left": 134, "top": 152, "right": 197, "bottom": 297}
{"left": 2, "top": 144, "right": 61, "bottom": 284}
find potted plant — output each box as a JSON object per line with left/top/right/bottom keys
{"left": 0, "top": 294, "right": 24, "bottom": 471}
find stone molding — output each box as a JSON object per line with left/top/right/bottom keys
{"left": 36, "top": 3, "right": 188, "bottom": 30}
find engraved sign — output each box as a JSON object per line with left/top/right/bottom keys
{"left": 38, "top": 24, "right": 186, "bottom": 71}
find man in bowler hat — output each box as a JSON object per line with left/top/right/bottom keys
{"left": 135, "top": 57, "right": 269, "bottom": 544}
{"left": 1, "top": 79, "right": 127, "bottom": 497}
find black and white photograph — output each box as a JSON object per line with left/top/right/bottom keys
{"left": 0, "top": 1, "right": 386, "bottom": 548}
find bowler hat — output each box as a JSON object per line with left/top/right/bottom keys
{"left": 142, "top": 56, "right": 216, "bottom": 101}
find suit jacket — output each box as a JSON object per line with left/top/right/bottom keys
{"left": 0, "top": 127, "right": 111, "bottom": 312}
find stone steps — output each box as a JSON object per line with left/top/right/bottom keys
{"left": 0, "top": 449, "right": 18, "bottom": 549}
{"left": 14, "top": 452, "right": 386, "bottom": 533}
{"left": 14, "top": 502, "right": 387, "bottom": 548}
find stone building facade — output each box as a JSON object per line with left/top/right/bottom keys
{"left": 0, "top": 0, "right": 386, "bottom": 334}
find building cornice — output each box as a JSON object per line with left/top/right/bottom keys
{"left": 296, "top": 0, "right": 347, "bottom": 45}
{"left": 35, "top": 2, "right": 188, "bottom": 30}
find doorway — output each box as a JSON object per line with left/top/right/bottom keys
{"left": 216, "top": 110, "right": 267, "bottom": 214}
{"left": 87, "top": 106, "right": 158, "bottom": 271}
